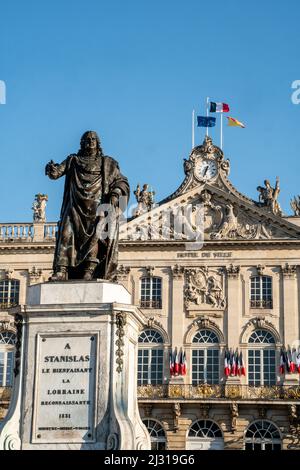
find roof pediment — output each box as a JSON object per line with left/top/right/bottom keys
{"left": 120, "top": 183, "right": 300, "bottom": 243}
{"left": 121, "top": 136, "right": 300, "bottom": 244}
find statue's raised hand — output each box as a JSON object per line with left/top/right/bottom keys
{"left": 45, "top": 160, "right": 59, "bottom": 179}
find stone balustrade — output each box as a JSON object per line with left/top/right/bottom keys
{"left": 0, "top": 222, "right": 57, "bottom": 242}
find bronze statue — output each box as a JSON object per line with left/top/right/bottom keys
{"left": 45, "top": 131, "right": 129, "bottom": 281}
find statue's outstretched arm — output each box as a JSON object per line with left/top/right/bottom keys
{"left": 45, "top": 158, "right": 68, "bottom": 180}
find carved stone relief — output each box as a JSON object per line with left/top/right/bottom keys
{"left": 184, "top": 268, "right": 226, "bottom": 310}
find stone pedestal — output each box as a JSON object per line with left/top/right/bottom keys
{"left": 0, "top": 281, "right": 150, "bottom": 450}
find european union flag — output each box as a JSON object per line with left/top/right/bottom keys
{"left": 197, "top": 116, "right": 216, "bottom": 127}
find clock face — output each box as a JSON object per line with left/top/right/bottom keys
{"left": 195, "top": 159, "right": 218, "bottom": 181}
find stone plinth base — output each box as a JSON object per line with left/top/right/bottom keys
{"left": 0, "top": 281, "right": 150, "bottom": 450}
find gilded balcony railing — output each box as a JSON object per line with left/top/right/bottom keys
{"left": 0, "top": 387, "right": 12, "bottom": 401}
{"left": 137, "top": 384, "right": 300, "bottom": 400}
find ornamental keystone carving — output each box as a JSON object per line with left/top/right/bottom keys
{"left": 115, "top": 264, "right": 131, "bottom": 281}
{"left": 147, "top": 317, "right": 163, "bottom": 331}
{"left": 29, "top": 266, "right": 43, "bottom": 283}
{"left": 200, "top": 404, "right": 210, "bottom": 419}
{"left": 230, "top": 403, "right": 239, "bottom": 432}
{"left": 145, "top": 266, "right": 155, "bottom": 277}
{"left": 281, "top": 263, "right": 297, "bottom": 278}
{"left": 143, "top": 405, "right": 153, "bottom": 417}
{"left": 171, "top": 264, "right": 184, "bottom": 279}
{"left": 256, "top": 265, "right": 265, "bottom": 276}
{"left": 258, "top": 405, "right": 267, "bottom": 419}
{"left": 184, "top": 268, "right": 226, "bottom": 310}
{"left": 3, "top": 269, "right": 14, "bottom": 280}
{"left": 225, "top": 264, "right": 240, "bottom": 279}
{"left": 0, "top": 320, "right": 15, "bottom": 333}
{"left": 173, "top": 403, "right": 181, "bottom": 432}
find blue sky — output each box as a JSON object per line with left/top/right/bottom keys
{"left": 0, "top": 0, "right": 300, "bottom": 221}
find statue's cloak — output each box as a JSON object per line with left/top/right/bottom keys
{"left": 53, "top": 153, "right": 129, "bottom": 279}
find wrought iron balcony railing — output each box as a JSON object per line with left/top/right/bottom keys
{"left": 137, "top": 384, "right": 300, "bottom": 400}
{"left": 140, "top": 299, "right": 162, "bottom": 309}
{"left": 250, "top": 299, "right": 273, "bottom": 309}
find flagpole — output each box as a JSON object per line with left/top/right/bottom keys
{"left": 192, "top": 109, "right": 195, "bottom": 149}
{"left": 206, "top": 97, "right": 209, "bottom": 137}
{"left": 220, "top": 112, "right": 223, "bottom": 150}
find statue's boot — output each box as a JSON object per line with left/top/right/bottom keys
{"left": 83, "top": 260, "right": 98, "bottom": 281}
{"left": 50, "top": 266, "right": 68, "bottom": 281}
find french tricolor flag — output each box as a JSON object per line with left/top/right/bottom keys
{"left": 210, "top": 101, "right": 230, "bottom": 113}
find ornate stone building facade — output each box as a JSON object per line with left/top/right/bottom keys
{"left": 1, "top": 137, "right": 300, "bottom": 449}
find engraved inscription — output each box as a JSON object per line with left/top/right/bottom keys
{"left": 33, "top": 334, "right": 97, "bottom": 443}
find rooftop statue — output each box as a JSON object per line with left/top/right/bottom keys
{"left": 133, "top": 183, "right": 155, "bottom": 217}
{"left": 257, "top": 177, "right": 282, "bottom": 216}
{"left": 45, "top": 131, "right": 130, "bottom": 281}
{"left": 32, "top": 193, "right": 48, "bottom": 223}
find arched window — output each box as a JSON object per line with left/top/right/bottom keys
{"left": 143, "top": 419, "right": 166, "bottom": 450}
{"left": 0, "top": 331, "right": 16, "bottom": 386}
{"left": 0, "top": 279, "right": 20, "bottom": 310}
{"left": 245, "top": 420, "right": 281, "bottom": 450}
{"left": 138, "top": 329, "right": 164, "bottom": 385}
{"left": 140, "top": 277, "right": 162, "bottom": 309}
{"left": 192, "top": 329, "right": 219, "bottom": 385}
{"left": 248, "top": 330, "right": 276, "bottom": 386}
{"left": 187, "top": 420, "right": 224, "bottom": 450}
{"left": 250, "top": 276, "right": 272, "bottom": 309}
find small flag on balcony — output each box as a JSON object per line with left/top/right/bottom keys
{"left": 224, "top": 350, "right": 230, "bottom": 376}
{"left": 169, "top": 352, "right": 175, "bottom": 376}
{"left": 285, "top": 349, "right": 291, "bottom": 372}
{"left": 296, "top": 350, "right": 300, "bottom": 373}
{"left": 179, "top": 350, "right": 187, "bottom": 376}
{"left": 279, "top": 349, "right": 285, "bottom": 374}
{"left": 174, "top": 350, "right": 180, "bottom": 375}
{"left": 231, "top": 350, "right": 237, "bottom": 376}
{"left": 290, "top": 348, "right": 296, "bottom": 373}
{"left": 239, "top": 351, "right": 246, "bottom": 376}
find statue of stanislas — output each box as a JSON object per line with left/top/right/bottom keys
{"left": 45, "top": 131, "right": 129, "bottom": 281}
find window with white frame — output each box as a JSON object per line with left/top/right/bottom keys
{"left": 188, "top": 419, "right": 223, "bottom": 438}
{"left": 140, "top": 277, "right": 162, "bottom": 309}
{"left": 245, "top": 420, "right": 281, "bottom": 450}
{"left": 192, "top": 330, "right": 219, "bottom": 385}
{"left": 250, "top": 276, "right": 272, "bottom": 309}
{"left": 0, "top": 279, "right": 20, "bottom": 310}
{"left": 142, "top": 419, "right": 166, "bottom": 450}
{"left": 248, "top": 330, "right": 276, "bottom": 387}
{"left": 138, "top": 329, "right": 164, "bottom": 385}
{"left": 0, "top": 331, "right": 16, "bottom": 386}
